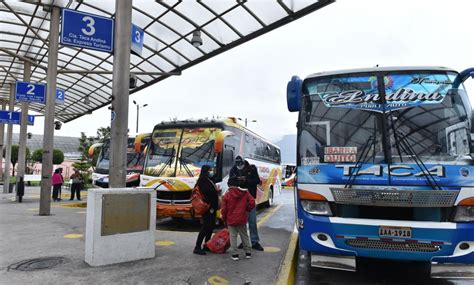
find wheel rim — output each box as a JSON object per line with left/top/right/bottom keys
{"left": 269, "top": 189, "right": 273, "bottom": 206}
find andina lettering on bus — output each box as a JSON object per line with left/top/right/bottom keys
{"left": 321, "top": 88, "right": 444, "bottom": 106}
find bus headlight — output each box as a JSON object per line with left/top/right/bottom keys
{"left": 301, "top": 200, "right": 332, "bottom": 216}
{"left": 454, "top": 206, "right": 474, "bottom": 222}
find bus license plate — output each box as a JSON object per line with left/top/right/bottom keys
{"left": 379, "top": 226, "right": 412, "bottom": 238}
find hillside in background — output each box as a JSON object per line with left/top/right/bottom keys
{"left": 275, "top": 134, "right": 296, "bottom": 164}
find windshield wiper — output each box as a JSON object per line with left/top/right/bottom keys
{"left": 386, "top": 111, "right": 441, "bottom": 190}
{"left": 156, "top": 147, "right": 175, "bottom": 177}
{"left": 392, "top": 130, "right": 441, "bottom": 190}
{"left": 178, "top": 156, "right": 194, "bottom": 177}
{"left": 345, "top": 135, "right": 376, "bottom": 189}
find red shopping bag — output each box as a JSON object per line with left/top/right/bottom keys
{"left": 205, "top": 228, "right": 230, "bottom": 254}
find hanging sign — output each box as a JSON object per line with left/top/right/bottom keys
{"left": 131, "top": 24, "right": 144, "bottom": 56}
{"left": 0, "top": 111, "right": 34, "bottom": 125}
{"left": 61, "top": 9, "right": 114, "bottom": 53}
{"left": 56, "top": 88, "right": 65, "bottom": 104}
{"left": 15, "top": 81, "right": 46, "bottom": 104}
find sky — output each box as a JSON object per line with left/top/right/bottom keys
{"left": 20, "top": 0, "right": 474, "bottom": 142}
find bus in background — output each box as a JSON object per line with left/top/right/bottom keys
{"left": 140, "top": 118, "right": 282, "bottom": 219}
{"left": 89, "top": 134, "right": 150, "bottom": 187}
{"left": 282, "top": 164, "right": 296, "bottom": 187}
{"left": 287, "top": 67, "right": 474, "bottom": 275}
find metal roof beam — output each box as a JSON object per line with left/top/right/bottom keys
{"left": 57, "top": 70, "right": 181, "bottom": 75}
{"left": 2, "top": 1, "right": 49, "bottom": 47}
{"left": 0, "top": 48, "right": 47, "bottom": 70}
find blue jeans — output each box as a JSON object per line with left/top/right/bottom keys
{"left": 248, "top": 207, "right": 259, "bottom": 245}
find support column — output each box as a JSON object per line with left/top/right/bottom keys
{"left": 39, "top": 5, "right": 60, "bottom": 215}
{"left": 3, "top": 84, "right": 14, "bottom": 193}
{"left": 109, "top": 0, "right": 132, "bottom": 188}
{"left": 0, "top": 100, "right": 5, "bottom": 181}
{"left": 17, "top": 61, "right": 31, "bottom": 202}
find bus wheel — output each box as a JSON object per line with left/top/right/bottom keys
{"left": 266, "top": 188, "right": 274, "bottom": 208}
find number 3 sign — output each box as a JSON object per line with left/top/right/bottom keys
{"left": 61, "top": 9, "right": 114, "bottom": 53}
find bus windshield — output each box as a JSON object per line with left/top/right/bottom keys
{"left": 299, "top": 70, "right": 472, "bottom": 165}
{"left": 145, "top": 127, "right": 220, "bottom": 177}
{"left": 96, "top": 139, "right": 146, "bottom": 174}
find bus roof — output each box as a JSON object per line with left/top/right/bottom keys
{"left": 306, "top": 66, "right": 457, "bottom": 80}
{"left": 153, "top": 118, "right": 280, "bottom": 150}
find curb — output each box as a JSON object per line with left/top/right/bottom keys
{"left": 276, "top": 228, "right": 299, "bottom": 285}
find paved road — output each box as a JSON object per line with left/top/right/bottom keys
{"left": 0, "top": 187, "right": 296, "bottom": 284}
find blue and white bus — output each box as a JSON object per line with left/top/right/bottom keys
{"left": 287, "top": 67, "right": 474, "bottom": 274}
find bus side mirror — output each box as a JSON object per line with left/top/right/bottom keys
{"left": 287, "top": 75, "right": 303, "bottom": 112}
{"left": 214, "top": 131, "right": 234, "bottom": 154}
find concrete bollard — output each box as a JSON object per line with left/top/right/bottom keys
{"left": 85, "top": 188, "right": 156, "bottom": 266}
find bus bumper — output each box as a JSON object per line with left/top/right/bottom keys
{"left": 298, "top": 212, "right": 474, "bottom": 267}
{"left": 157, "top": 203, "right": 195, "bottom": 219}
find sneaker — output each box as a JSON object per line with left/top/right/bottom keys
{"left": 193, "top": 248, "right": 206, "bottom": 255}
{"left": 245, "top": 252, "right": 251, "bottom": 259}
{"left": 238, "top": 243, "right": 243, "bottom": 249}
{"left": 252, "top": 242, "right": 264, "bottom": 251}
{"left": 231, "top": 254, "right": 239, "bottom": 261}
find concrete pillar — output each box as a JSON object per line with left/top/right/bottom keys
{"left": 39, "top": 5, "right": 59, "bottom": 215}
{"left": 3, "top": 84, "right": 14, "bottom": 193}
{"left": 17, "top": 60, "right": 31, "bottom": 198}
{"left": 0, "top": 100, "right": 5, "bottom": 181}
{"left": 109, "top": 0, "right": 132, "bottom": 188}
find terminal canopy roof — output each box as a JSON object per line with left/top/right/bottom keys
{"left": 0, "top": 0, "right": 333, "bottom": 122}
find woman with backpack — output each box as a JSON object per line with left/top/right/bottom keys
{"left": 193, "top": 165, "right": 219, "bottom": 255}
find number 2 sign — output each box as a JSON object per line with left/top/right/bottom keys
{"left": 15, "top": 81, "right": 46, "bottom": 104}
{"left": 60, "top": 9, "right": 114, "bottom": 53}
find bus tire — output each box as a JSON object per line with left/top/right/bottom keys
{"left": 266, "top": 187, "right": 274, "bottom": 208}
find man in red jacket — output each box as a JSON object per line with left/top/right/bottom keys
{"left": 221, "top": 176, "right": 256, "bottom": 261}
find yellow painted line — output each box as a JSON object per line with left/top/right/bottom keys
{"left": 276, "top": 228, "right": 299, "bottom": 285}
{"left": 64, "top": 233, "right": 83, "bottom": 239}
{"left": 257, "top": 204, "right": 282, "bottom": 228}
{"left": 263, "top": 246, "right": 281, "bottom": 253}
{"left": 155, "top": 240, "right": 176, "bottom": 246}
{"left": 207, "top": 275, "right": 229, "bottom": 285}
{"left": 27, "top": 208, "right": 39, "bottom": 211}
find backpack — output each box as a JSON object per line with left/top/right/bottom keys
{"left": 191, "top": 185, "right": 210, "bottom": 216}
{"left": 205, "top": 228, "right": 230, "bottom": 254}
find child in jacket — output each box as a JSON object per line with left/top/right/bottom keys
{"left": 221, "top": 176, "right": 256, "bottom": 261}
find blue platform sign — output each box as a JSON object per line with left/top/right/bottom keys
{"left": 0, "top": 111, "right": 34, "bottom": 125}
{"left": 15, "top": 81, "right": 46, "bottom": 104}
{"left": 131, "top": 24, "right": 144, "bottom": 56}
{"left": 61, "top": 9, "right": 114, "bottom": 53}
{"left": 27, "top": 115, "right": 35, "bottom": 126}
{"left": 56, "top": 88, "right": 65, "bottom": 104}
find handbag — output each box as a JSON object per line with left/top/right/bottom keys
{"left": 191, "top": 185, "right": 210, "bottom": 216}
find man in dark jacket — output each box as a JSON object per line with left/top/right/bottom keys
{"left": 229, "top": 156, "right": 248, "bottom": 189}
{"left": 245, "top": 162, "right": 263, "bottom": 251}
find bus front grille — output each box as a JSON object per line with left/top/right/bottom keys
{"left": 345, "top": 239, "right": 441, "bottom": 253}
{"left": 156, "top": 190, "right": 192, "bottom": 204}
{"left": 330, "top": 188, "right": 459, "bottom": 208}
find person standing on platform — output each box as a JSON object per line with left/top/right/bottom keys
{"left": 69, "top": 169, "right": 83, "bottom": 201}
{"left": 193, "top": 165, "right": 219, "bottom": 255}
{"left": 51, "top": 168, "right": 63, "bottom": 202}
{"left": 245, "top": 162, "right": 264, "bottom": 251}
